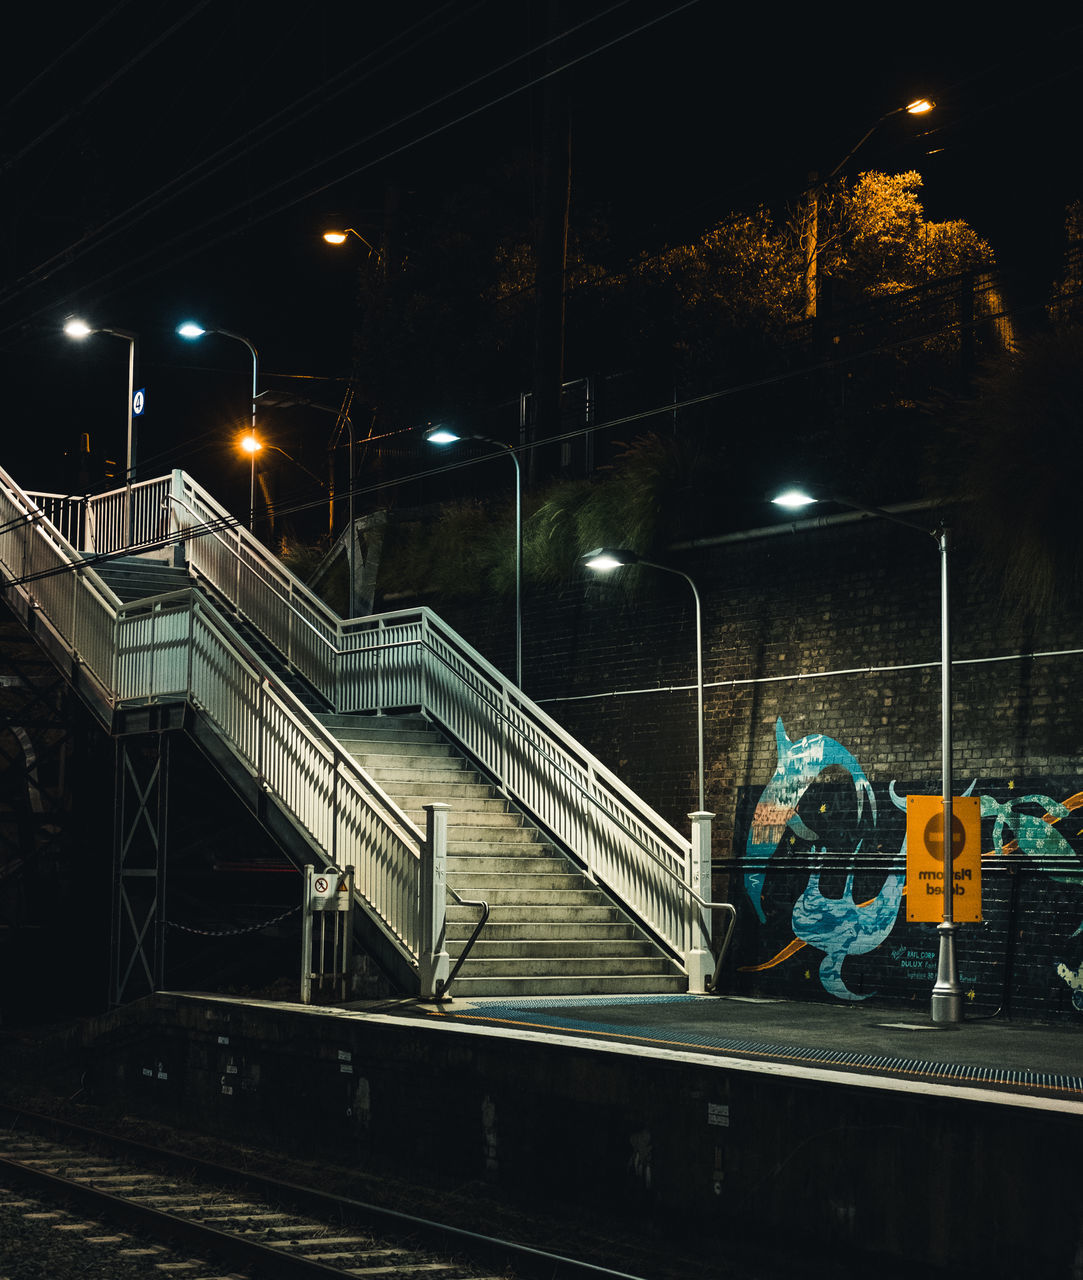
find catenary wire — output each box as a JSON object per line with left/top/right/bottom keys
{"left": 0, "top": 1, "right": 696, "bottom": 340}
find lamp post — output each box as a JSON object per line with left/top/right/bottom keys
{"left": 425, "top": 426, "right": 523, "bottom": 689}
{"left": 803, "top": 97, "right": 935, "bottom": 319}
{"left": 256, "top": 391, "right": 357, "bottom": 617}
{"left": 771, "top": 485, "right": 961, "bottom": 1024}
{"left": 239, "top": 432, "right": 261, "bottom": 532}
{"left": 322, "top": 227, "right": 381, "bottom": 261}
{"left": 64, "top": 318, "right": 138, "bottom": 542}
{"left": 177, "top": 322, "right": 260, "bottom": 527}
{"left": 581, "top": 548, "right": 705, "bottom": 814}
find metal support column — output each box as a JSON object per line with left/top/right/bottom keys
{"left": 109, "top": 734, "right": 170, "bottom": 1007}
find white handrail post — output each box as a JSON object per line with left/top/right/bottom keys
{"left": 685, "top": 810, "right": 715, "bottom": 993}
{"left": 300, "top": 864, "right": 314, "bottom": 1005}
{"left": 169, "top": 470, "right": 187, "bottom": 567}
{"left": 420, "top": 802, "right": 451, "bottom": 1000}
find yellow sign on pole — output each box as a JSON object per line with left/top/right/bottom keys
{"left": 905, "top": 794, "right": 982, "bottom": 923}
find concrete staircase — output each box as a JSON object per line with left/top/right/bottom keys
{"left": 317, "top": 712, "right": 687, "bottom": 997}
{"left": 89, "top": 554, "right": 190, "bottom": 602}
{"left": 90, "top": 556, "right": 687, "bottom": 998}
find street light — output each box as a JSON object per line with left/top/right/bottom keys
{"left": 803, "top": 96, "right": 935, "bottom": 318}
{"left": 177, "top": 322, "right": 259, "bottom": 527}
{"left": 425, "top": 426, "right": 523, "bottom": 689}
{"left": 771, "top": 484, "right": 961, "bottom": 1025}
{"left": 322, "top": 227, "right": 381, "bottom": 261}
{"left": 256, "top": 391, "right": 358, "bottom": 618}
{"left": 64, "top": 317, "right": 138, "bottom": 542}
{"left": 582, "top": 548, "right": 706, "bottom": 814}
{"left": 239, "top": 433, "right": 261, "bottom": 533}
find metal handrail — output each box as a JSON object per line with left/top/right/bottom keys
{"left": 44, "top": 470, "right": 723, "bottom": 982}
{"left": 440, "top": 886, "right": 490, "bottom": 1000}
{"left": 705, "top": 903, "right": 738, "bottom": 992}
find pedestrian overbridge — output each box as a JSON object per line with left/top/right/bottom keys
{"left": 0, "top": 468, "right": 733, "bottom": 1004}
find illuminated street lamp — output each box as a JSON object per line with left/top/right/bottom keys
{"left": 425, "top": 426, "right": 522, "bottom": 688}
{"left": 177, "top": 321, "right": 259, "bottom": 460}
{"left": 771, "top": 485, "right": 961, "bottom": 1025}
{"left": 582, "top": 548, "right": 706, "bottom": 814}
{"left": 239, "top": 432, "right": 261, "bottom": 532}
{"left": 256, "top": 391, "right": 358, "bottom": 617}
{"left": 322, "top": 227, "right": 380, "bottom": 261}
{"left": 803, "top": 96, "right": 935, "bottom": 318}
{"left": 64, "top": 317, "right": 138, "bottom": 541}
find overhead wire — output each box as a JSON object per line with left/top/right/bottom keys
{"left": 0, "top": 0, "right": 215, "bottom": 175}
{"left": 0, "top": 1, "right": 693, "bottom": 341}
{"left": 0, "top": 0, "right": 138, "bottom": 120}
{"left": 0, "top": 0, "right": 481, "bottom": 309}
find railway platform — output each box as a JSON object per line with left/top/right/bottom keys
{"left": 383, "top": 989, "right": 1083, "bottom": 1108}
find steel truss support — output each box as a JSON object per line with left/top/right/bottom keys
{"left": 110, "top": 734, "right": 170, "bottom": 1007}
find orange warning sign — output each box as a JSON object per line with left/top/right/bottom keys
{"left": 905, "top": 794, "right": 982, "bottom": 923}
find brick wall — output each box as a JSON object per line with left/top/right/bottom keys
{"left": 434, "top": 512, "right": 1083, "bottom": 1019}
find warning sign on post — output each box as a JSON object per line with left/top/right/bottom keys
{"left": 905, "top": 794, "right": 982, "bottom": 922}
{"left": 308, "top": 868, "right": 350, "bottom": 912}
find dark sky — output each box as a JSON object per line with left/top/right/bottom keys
{"left": 2, "top": 1, "right": 1080, "bottom": 512}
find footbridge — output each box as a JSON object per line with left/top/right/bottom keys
{"left": 0, "top": 468, "right": 733, "bottom": 1004}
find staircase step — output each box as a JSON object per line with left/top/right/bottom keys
{"left": 317, "top": 711, "right": 687, "bottom": 997}
{"left": 446, "top": 921, "right": 641, "bottom": 942}
{"left": 449, "top": 955, "right": 678, "bottom": 978}
{"left": 459, "top": 939, "right": 659, "bottom": 960}
{"left": 447, "top": 974, "right": 688, "bottom": 997}
{"left": 447, "top": 873, "right": 589, "bottom": 893}
{"left": 447, "top": 855, "right": 573, "bottom": 875}
{"left": 446, "top": 903, "right": 627, "bottom": 924}
{"left": 445, "top": 840, "right": 560, "bottom": 858}
{"left": 367, "top": 777, "right": 496, "bottom": 798}
{"left": 340, "top": 742, "right": 460, "bottom": 757}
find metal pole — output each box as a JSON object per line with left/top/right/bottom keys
{"left": 643, "top": 561, "right": 705, "bottom": 812}
{"left": 99, "top": 328, "right": 137, "bottom": 546}
{"left": 511, "top": 448, "right": 522, "bottom": 688}
{"left": 346, "top": 416, "right": 356, "bottom": 618}
{"left": 216, "top": 330, "right": 259, "bottom": 532}
{"left": 931, "top": 526, "right": 962, "bottom": 1023}
{"left": 124, "top": 335, "right": 135, "bottom": 545}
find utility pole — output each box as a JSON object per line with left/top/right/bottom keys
{"left": 531, "top": 0, "right": 571, "bottom": 482}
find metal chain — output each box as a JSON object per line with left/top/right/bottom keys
{"left": 163, "top": 904, "right": 300, "bottom": 938}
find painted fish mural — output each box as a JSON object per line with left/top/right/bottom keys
{"left": 743, "top": 718, "right": 1083, "bottom": 1007}
{"left": 791, "top": 854, "right": 905, "bottom": 1000}
{"left": 744, "top": 718, "right": 876, "bottom": 924}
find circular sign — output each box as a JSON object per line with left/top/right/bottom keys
{"left": 922, "top": 811, "right": 966, "bottom": 864}
{"left": 132, "top": 389, "right": 145, "bottom": 416}
{"left": 314, "top": 876, "right": 329, "bottom": 894}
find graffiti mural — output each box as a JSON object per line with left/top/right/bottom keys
{"left": 738, "top": 717, "right": 1083, "bottom": 1010}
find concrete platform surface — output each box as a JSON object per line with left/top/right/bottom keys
{"left": 363, "top": 992, "right": 1083, "bottom": 1108}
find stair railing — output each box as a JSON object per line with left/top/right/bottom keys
{"left": 159, "top": 471, "right": 708, "bottom": 971}
{"left": 22, "top": 469, "right": 723, "bottom": 981}
{"left": 0, "top": 470, "right": 429, "bottom": 985}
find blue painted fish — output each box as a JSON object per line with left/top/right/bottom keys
{"left": 744, "top": 718, "right": 876, "bottom": 924}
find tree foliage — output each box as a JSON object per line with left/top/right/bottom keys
{"left": 827, "top": 171, "right": 995, "bottom": 300}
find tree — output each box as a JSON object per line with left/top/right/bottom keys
{"left": 825, "top": 170, "right": 995, "bottom": 301}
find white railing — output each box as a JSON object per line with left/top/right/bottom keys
{"left": 1, "top": 469, "right": 425, "bottom": 976}
{"left": 348, "top": 611, "right": 696, "bottom": 961}
{"left": 19, "top": 469, "right": 701, "bottom": 971}
{"left": 155, "top": 472, "right": 697, "bottom": 965}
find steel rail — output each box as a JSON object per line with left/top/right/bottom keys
{"left": 0, "top": 1106, "right": 653, "bottom": 1280}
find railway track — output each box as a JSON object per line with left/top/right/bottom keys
{"left": 0, "top": 1109, "right": 644, "bottom": 1280}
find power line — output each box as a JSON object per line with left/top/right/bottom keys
{"left": 0, "top": 1, "right": 696, "bottom": 340}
